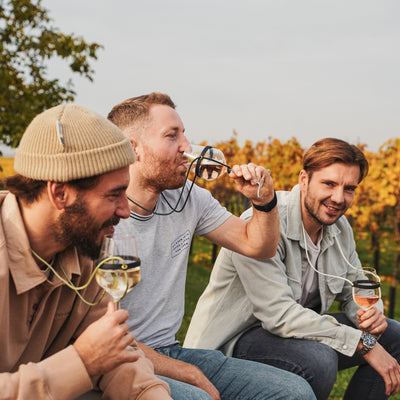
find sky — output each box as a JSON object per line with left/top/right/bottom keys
{"left": 8, "top": 0, "right": 399, "bottom": 156}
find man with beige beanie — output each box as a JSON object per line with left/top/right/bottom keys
{"left": 0, "top": 104, "right": 172, "bottom": 400}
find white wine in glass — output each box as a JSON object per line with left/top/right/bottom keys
{"left": 95, "top": 234, "right": 141, "bottom": 309}
{"left": 352, "top": 267, "right": 381, "bottom": 311}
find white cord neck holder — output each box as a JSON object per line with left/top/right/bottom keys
{"left": 301, "top": 223, "right": 354, "bottom": 287}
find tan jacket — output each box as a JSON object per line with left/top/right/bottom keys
{"left": 0, "top": 192, "right": 171, "bottom": 400}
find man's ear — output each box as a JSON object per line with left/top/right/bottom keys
{"left": 130, "top": 137, "right": 142, "bottom": 162}
{"left": 46, "top": 182, "right": 73, "bottom": 210}
{"left": 123, "top": 131, "right": 140, "bottom": 161}
{"left": 299, "top": 169, "right": 308, "bottom": 190}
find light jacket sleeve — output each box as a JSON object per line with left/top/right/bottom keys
{"left": 231, "top": 240, "right": 362, "bottom": 356}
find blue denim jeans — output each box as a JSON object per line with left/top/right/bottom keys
{"left": 233, "top": 313, "right": 400, "bottom": 400}
{"left": 155, "top": 344, "right": 315, "bottom": 400}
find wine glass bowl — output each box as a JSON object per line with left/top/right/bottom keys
{"left": 183, "top": 143, "right": 268, "bottom": 197}
{"left": 183, "top": 144, "right": 230, "bottom": 181}
{"left": 95, "top": 234, "right": 141, "bottom": 309}
{"left": 352, "top": 267, "right": 381, "bottom": 310}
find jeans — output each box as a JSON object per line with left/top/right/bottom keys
{"left": 233, "top": 313, "right": 400, "bottom": 400}
{"left": 156, "top": 344, "right": 315, "bottom": 400}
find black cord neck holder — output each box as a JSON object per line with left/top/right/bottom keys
{"left": 353, "top": 279, "right": 381, "bottom": 289}
{"left": 128, "top": 147, "right": 231, "bottom": 216}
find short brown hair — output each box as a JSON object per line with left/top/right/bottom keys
{"left": 107, "top": 92, "right": 176, "bottom": 130}
{"left": 303, "top": 138, "right": 369, "bottom": 183}
{"left": 3, "top": 175, "right": 47, "bottom": 204}
{"left": 4, "top": 174, "right": 101, "bottom": 205}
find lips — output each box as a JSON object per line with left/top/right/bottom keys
{"left": 103, "top": 226, "right": 115, "bottom": 235}
{"left": 179, "top": 160, "right": 189, "bottom": 170}
{"left": 101, "top": 216, "right": 120, "bottom": 232}
{"left": 323, "top": 202, "right": 345, "bottom": 214}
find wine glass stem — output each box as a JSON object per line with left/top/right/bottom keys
{"left": 114, "top": 301, "right": 120, "bottom": 311}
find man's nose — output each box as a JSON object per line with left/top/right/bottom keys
{"left": 331, "top": 187, "right": 345, "bottom": 204}
{"left": 116, "top": 196, "right": 130, "bottom": 219}
{"left": 179, "top": 136, "right": 190, "bottom": 152}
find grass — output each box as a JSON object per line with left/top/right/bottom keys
{"left": 179, "top": 236, "right": 400, "bottom": 400}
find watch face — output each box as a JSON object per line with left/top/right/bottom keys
{"left": 363, "top": 333, "right": 376, "bottom": 348}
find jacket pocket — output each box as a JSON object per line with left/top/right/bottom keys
{"left": 326, "top": 275, "right": 346, "bottom": 295}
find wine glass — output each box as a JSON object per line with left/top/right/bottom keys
{"left": 184, "top": 144, "right": 230, "bottom": 181}
{"left": 95, "top": 233, "right": 141, "bottom": 310}
{"left": 352, "top": 267, "right": 381, "bottom": 311}
{"left": 184, "top": 144, "right": 268, "bottom": 197}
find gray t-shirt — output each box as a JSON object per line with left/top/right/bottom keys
{"left": 117, "top": 182, "right": 231, "bottom": 348}
{"left": 300, "top": 229, "right": 322, "bottom": 311}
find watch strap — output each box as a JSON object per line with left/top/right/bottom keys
{"left": 252, "top": 191, "right": 277, "bottom": 213}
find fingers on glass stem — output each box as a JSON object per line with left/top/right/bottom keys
{"left": 256, "top": 169, "right": 271, "bottom": 198}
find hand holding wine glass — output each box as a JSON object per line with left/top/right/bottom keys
{"left": 95, "top": 234, "right": 141, "bottom": 310}
{"left": 73, "top": 302, "right": 139, "bottom": 377}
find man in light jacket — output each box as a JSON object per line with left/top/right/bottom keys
{"left": 185, "top": 138, "right": 400, "bottom": 400}
{"left": 0, "top": 105, "right": 171, "bottom": 400}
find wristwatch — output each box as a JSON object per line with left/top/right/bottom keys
{"left": 358, "top": 332, "right": 376, "bottom": 355}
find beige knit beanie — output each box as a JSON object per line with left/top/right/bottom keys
{"left": 14, "top": 104, "right": 135, "bottom": 181}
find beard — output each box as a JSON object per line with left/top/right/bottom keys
{"left": 142, "top": 152, "right": 188, "bottom": 191}
{"left": 303, "top": 190, "right": 346, "bottom": 227}
{"left": 53, "top": 194, "right": 120, "bottom": 259}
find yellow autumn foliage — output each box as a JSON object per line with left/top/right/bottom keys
{"left": 0, "top": 157, "right": 16, "bottom": 179}
{"left": 2, "top": 136, "right": 400, "bottom": 250}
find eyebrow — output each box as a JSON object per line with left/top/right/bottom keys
{"left": 164, "top": 125, "right": 185, "bottom": 133}
{"left": 107, "top": 185, "right": 128, "bottom": 194}
{"left": 345, "top": 185, "right": 358, "bottom": 190}
{"left": 321, "top": 179, "right": 357, "bottom": 190}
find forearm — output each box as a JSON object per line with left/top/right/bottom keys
{"left": 259, "top": 296, "right": 361, "bottom": 355}
{"left": 137, "top": 342, "right": 221, "bottom": 399}
{"left": 137, "top": 342, "right": 202, "bottom": 385}
{"left": 245, "top": 202, "right": 280, "bottom": 259}
{"left": 363, "top": 342, "right": 400, "bottom": 396}
{"left": 239, "top": 181, "right": 280, "bottom": 259}
{"left": 216, "top": 165, "right": 280, "bottom": 259}
{"left": 0, "top": 346, "right": 92, "bottom": 400}
{"left": 205, "top": 205, "right": 280, "bottom": 260}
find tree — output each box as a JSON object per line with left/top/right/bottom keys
{"left": 348, "top": 147, "right": 386, "bottom": 272}
{"left": 0, "top": 0, "right": 102, "bottom": 147}
{"left": 377, "top": 139, "right": 400, "bottom": 318}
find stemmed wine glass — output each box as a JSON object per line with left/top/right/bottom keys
{"left": 95, "top": 233, "right": 141, "bottom": 310}
{"left": 184, "top": 144, "right": 269, "bottom": 197}
{"left": 352, "top": 267, "right": 381, "bottom": 311}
